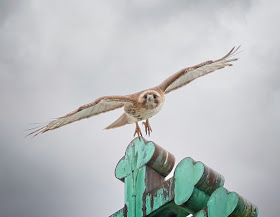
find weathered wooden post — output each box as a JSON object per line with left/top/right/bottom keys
{"left": 110, "top": 138, "right": 258, "bottom": 217}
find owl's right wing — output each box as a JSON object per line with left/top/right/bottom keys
{"left": 158, "top": 46, "right": 240, "bottom": 94}
{"left": 27, "top": 96, "right": 135, "bottom": 136}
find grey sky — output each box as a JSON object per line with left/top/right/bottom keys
{"left": 0, "top": 0, "right": 279, "bottom": 216}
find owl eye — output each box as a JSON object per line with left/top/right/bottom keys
{"left": 153, "top": 94, "right": 157, "bottom": 98}
{"left": 144, "top": 95, "right": 147, "bottom": 99}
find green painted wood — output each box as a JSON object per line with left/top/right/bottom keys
{"left": 124, "top": 166, "right": 146, "bottom": 217}
{"left": 193, "top": 187, "right": 258, "bottom": 217}
{"left": 112, "top": 138, "right": 176, "bottom": 217}
{"left": 110, "top": 138, "right": 258, "bottom": 217}
{"left": 145, "top": 178, "right": 175, "bottom": 216}
{"left": 208, "top": 187, "right": 239, "bottom": 217}
{"left": 115, "top": 138, "right": 175, "bottom": 181}
{"left": 116, "top": 139, "right": 155, "bottom": 181}
{"left": 194, "top": 209, "right": 207, "bottom": 217}
{"left": 174, "top": 157, "right": 224, "bottom": 213}
{"left": 182, "top": 188, "right": 209, "bottom": 213}
{"left": 174, "top": 158, "right": 205, "bottom": 205}
{"left": 208, "top": 187, "right": 258, "bottom": 217}
{"left": 110, "top": 208, "right": 125, "bottom": 217}
{"left": 147, "top": 201, "right": 189, "bottom": 217}
{"left": 230, "top": 193, "right": 259, "bottom": 217}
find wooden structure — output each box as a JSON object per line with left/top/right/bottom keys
{"left": 110, "top": 138, "right": 258, "bottom": 217}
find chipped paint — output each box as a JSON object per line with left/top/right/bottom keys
{"left": 110, "top": 138, "right": 258, "bottom": 217}
{"left": 110, "top": 208, "right": 125, "bottom": 217}
{"left": 174, "top": 157, "right": 224, "bottom": 207}
{"left": 164, "top": 152, "right": 168, "bottom": 165}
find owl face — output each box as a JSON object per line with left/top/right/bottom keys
{"left": 139, "top": 90, "right": 162, "bottom": 109}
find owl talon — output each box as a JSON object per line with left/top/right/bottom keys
{"left": 143, "top": 119, "right": 152, "bottom": 136}
{"left": 134, "top": 122, "right": 142, "bottom": 139}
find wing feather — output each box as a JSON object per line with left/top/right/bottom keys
{"left": 27, "top": 96, "right": 134, "bottom": 136}
{"left": 159, "top": 46, "right": 240, "bottom": 94}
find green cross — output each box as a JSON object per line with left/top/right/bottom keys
{"left": 110, "top": 138, "right": 258, "bottom": 217}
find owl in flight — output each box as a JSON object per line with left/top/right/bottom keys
{"left": 29, "top": 46, "right": 240, "bottom": 138}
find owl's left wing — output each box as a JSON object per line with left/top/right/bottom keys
{"left": 27, "top": 95, "right": 134, "bottom": 137}
{"left": 158, "top": 46, "right": 240, "bottom": 94}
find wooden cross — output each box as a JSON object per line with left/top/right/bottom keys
{"left": 110, "top": 138, "right": 258, "bottom": 217}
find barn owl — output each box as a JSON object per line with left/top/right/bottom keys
{"left": 28, "top": 46, "right": 240, "bottom": 138}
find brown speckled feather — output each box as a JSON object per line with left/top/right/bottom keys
{"left": 158, "top": 46, "right": 240, "bottom": 94}
{"left": 27, "top": 96, "right": 135, "bottom": 136}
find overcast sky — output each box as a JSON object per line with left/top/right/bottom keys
{"left": 1, "top": 0, "right": 279, "bottom": 216}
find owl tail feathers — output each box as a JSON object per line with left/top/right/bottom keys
{"left": 104, "top": 113, "right": 131, "bottom": 130}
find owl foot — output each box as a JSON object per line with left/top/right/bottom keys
{"left": 134, "top": 122, "right": 142, "bottom": 139}
{"left": 143, "top": 119, "right": 152, "bottom": 136}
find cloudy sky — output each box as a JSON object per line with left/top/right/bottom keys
{"left": 1, "top": 0, "right": 279, "bottom": 216}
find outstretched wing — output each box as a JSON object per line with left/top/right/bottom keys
{"left": 158, "top": 46, "right": 240, "bottom": 94}
{"left": 27, "top": 96, "right": 134, "bottom": 137}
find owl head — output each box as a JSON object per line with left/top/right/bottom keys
{"left": 139, "top": 90, "right": 163, "bottom": 109}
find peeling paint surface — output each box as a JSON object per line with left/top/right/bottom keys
{"left": 110, "top": 138, "right": 258, "bottom": 217}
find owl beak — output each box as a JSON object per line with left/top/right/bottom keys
{"left": 147, "top": 95, "right": 153, "bottom": 101}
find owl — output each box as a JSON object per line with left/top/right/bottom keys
{"left": 28, "top": 46, "right": 240, "bottom": 138}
